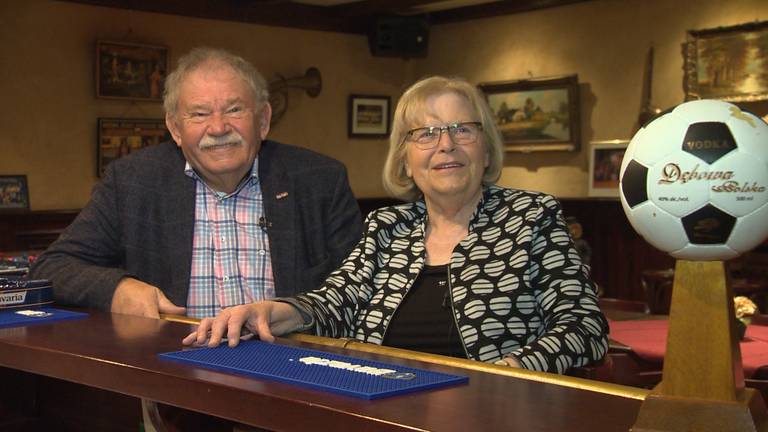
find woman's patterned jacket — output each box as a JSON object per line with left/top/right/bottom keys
{"left": 293, "top": 185, "right": 609, "bottom": 373}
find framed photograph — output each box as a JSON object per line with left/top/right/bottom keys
{"left": 0, "top": 175, "right": 30, "bottom": 212}
{"left": 97, "top": 118, "right": 168, "bottom": 177}
{"left": 588, "top": 140, "right": 629, "bottom": 197}
{"left": 684, "top": 20, "right": 768, "bottom": 102}
{"left": 478, "top": 75, "right": 580, "bottom": 152}
{"left": 96, "top": 40, "right": 169, "bottom": 101}
{"left": 348, "top": 95, "right": 390, "bottom": 137}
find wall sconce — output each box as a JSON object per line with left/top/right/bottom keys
{"left": 268, "top": 67, "right": 322, "bottom": 125}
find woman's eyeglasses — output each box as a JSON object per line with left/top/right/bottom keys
{"left": 403, "top": 122, "right": 483, "bottom": 150}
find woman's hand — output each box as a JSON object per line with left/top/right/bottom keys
{"left": 181, "top": 301, "right": 305, "bottom": 348}
{"left": 494, "top": 355, "right": 522, "bottom": 368}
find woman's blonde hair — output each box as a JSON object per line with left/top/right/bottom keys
{"left": 382, "top": 76, "right": 504, "bottom": 201}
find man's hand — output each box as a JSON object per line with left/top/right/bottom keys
{"left": 182, "top": 301, "right": 305, "bottom": 348}
{"left": 111, "top": 277, "right": 186, "bottom": 318}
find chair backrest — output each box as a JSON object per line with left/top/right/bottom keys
{"left": 599, "top": 297, "right": 649, "bottom": 314}
{"left": 750, "top": 314, "right": 768, "bottom": 326}
{"left": 641, "top": 269, "right": 674, "bottom": 315}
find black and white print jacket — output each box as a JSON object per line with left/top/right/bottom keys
{"left": 293, "top": 185, "right": 609, "bottom": 373}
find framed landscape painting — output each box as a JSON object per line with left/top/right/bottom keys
{"left": 478, "top": 75, "right": 580, "bottom": 152}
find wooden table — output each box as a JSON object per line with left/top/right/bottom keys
{"left": 0, "top": 310, "right": 644, "bottom": 431}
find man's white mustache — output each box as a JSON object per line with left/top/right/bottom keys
{"left": 198, "top": 132, "right": 243, "bottom": 150}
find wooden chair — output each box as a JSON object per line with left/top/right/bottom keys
{"left": 567, "top": 355, "right": 614, "bottom": 382}
{"left": 738, "top": 315, "right": 768, "bottom": 401}
{"left": 604, "top": 342, "right": 663, "bottom": 388}
{"left": 640, "top": 269, "right": 675, "bottom": 314}
{"left": 598, "top": 297, "right": 649, "bottom": 314}
{"left": 750, "top": 314, "right": 768, "bottom": 326}
{"left": 641, "top": 266, "right": 768, "bottom": 316}
{"left": 575, "top": 298, "right": 653, "bottom": 385}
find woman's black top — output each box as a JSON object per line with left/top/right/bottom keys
{"left": 382, "top": 264, "right": 465, "bottom": 358}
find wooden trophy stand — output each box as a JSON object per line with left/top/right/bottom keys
{"left": 632, "top": 260, "right": 768, "bottom": 431}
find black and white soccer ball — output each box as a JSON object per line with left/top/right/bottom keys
{"left": 620, "top": 99, "right": 768, "bottom": 260}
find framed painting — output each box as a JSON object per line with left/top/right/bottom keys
{"left": 588, "top": 140, "right": 629, "bottom": 197}
{"left": 0, "top": 175, "right": 30, "bottom": 212}
{"left": 348, "top": 95, "right": 390, "bottom": 137}
{"left": 96, "top": 40, "right": 169, "bottom": 101}
{"left": 478, "top": 75, "right": 580, "bottom": 152}
{"left": 97, "top": 118, "right": 168, "bottom": 177}
{"left": 684, "top": 20, "right": 768, "bottom": 102}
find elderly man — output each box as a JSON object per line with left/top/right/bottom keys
{"left": 31, "top": 47, "right": 363, "bottom": 319}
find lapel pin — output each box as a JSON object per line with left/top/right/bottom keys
{"left": 276, "top": 192, "right": 289, "bottom": 200}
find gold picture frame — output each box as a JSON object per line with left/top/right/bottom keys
{"left": 684, "top": 20, "right": 768, "bottom": 102}
{"left": 478, "top": 75, "right": 580, "bottom": 152}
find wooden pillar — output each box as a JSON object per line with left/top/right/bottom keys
{"left": 632, "top": 260, "right": 768, "bottom": 432}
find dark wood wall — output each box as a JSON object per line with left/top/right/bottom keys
{"left": 0, "top": 198, "right": 674, "bottom": 301}
{"left": 559, "top": 198, "right": 674, "bottom": 301}
{"left": 0, "top": 210, "right": 80, "bottom": 253}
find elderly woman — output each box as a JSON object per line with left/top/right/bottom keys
{"left": 185, "top": 76, "right": 608, "bottom": 373}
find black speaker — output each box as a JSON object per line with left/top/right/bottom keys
{"left": 368, "top": 16, "right": 429, "bottom": 59}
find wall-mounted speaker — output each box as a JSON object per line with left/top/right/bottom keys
{"left": 368, "top": 16, "right": 429, "bottom": 59}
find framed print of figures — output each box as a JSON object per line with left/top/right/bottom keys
{"left": 97, "top": 118, "right": 168, "bottom": 177}
{"left": 348, "top": 95, "right": 390, "bottom": 137}
{"left": 0, "top": 175, "right": 30, "bottom": 212}
{"left": 96, "top": 40, "right": 168, "bottom": 101}
{"left": 684, "top": 21, "right": 768, "bottom": 102}
{"left": 588, "top": 140, "right": 629, "bottom": 197}
{"left": 478, "top": 75, "right": 580, "bottom": 152}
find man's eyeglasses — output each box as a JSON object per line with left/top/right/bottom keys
{"left": 404, "top": 122, "right": 483, "bottom": 150}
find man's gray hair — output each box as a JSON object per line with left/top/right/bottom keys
{"left": 163, "top": 47, "right": 269, "bottom": 117}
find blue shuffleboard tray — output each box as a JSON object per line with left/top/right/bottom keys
{"left": 160, "top": 340, "right": 468, "bottom": 400}
{"left": 0, "top": 307, "right": 88, "bottom": 329}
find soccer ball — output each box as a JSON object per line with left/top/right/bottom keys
{"left": 619, "top": 99, "right": 768, "bottom": 261}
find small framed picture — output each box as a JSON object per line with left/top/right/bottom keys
{"left": 478, "top": 75, "right": 580, "bottom": 152}
{"left": 588, "top": 140, "right": 629, "bottom": 197}
{"left": 348, "top": 95, "right": 390, "bottom": 138}
{"left": 96, "top": 40, "right": 169, "bottom": 101}
{"left": 97, "top": 118, "right": 168, "bottom": 177}
{"left": 0, "top": 175, "right": 30, "bottom": 212}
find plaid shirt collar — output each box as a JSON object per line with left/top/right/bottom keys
{"left": 183, "top": 156, "right": 260, "bottom": 197}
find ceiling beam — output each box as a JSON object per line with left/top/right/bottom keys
{"left": 58, "top": 0, "right": 592, "bottom": 34}
{"left": 429, "top": 0, "right": 590, "bottom": 24}
{"left": 59, "top": 0, "right": 365, "bottom": 33}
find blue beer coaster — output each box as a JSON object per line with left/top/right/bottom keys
{"left": 0, "top": 307, "right": 88, "bottom": 329}
{"left": 160, "top": 340, "right": 468, "bottom": 399}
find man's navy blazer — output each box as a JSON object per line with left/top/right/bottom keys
{"left": 31, "top": 140, "right": 363, "bottom": 310}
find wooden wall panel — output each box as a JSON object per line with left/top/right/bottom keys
{"left": 560, "top": 198, "right": 674, "bottom": 301}
{"left": 0, "top": 198, "right": 678, "bottom": 301}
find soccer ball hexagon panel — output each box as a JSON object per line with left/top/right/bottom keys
{"left": 619, "top": 99, "right": 768, "bottom": 261}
